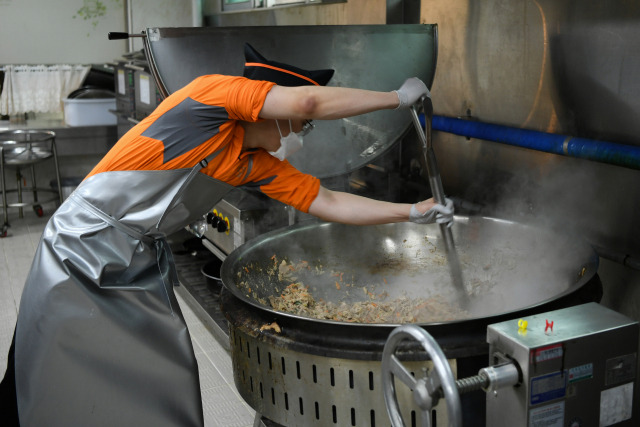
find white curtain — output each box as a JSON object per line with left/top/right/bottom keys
{"left": 0, "top": 64, "right": 90, "bottom": 116}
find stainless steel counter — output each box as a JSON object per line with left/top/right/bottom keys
{"left": 0, "top": 118, "right": 117, "bottom": 156}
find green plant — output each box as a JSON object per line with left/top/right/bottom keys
{"left": 73, "top": 0, "right": 122, "bottom": 30}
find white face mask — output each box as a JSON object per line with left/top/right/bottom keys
{"left": 269, "top": 120, "right": 304, "bottom": 161}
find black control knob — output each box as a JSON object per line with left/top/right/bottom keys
{"left": 216, "top": 219, "right": 227, "bottom": 233}
{"left": 206, "top": 212, "right": 216, "bottom": 224}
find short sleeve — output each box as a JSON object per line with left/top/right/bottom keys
{"left": 189, "top": 75, "right": 275, "bottom": 122}
{"left": 238, "top": 150, "right": 321, "bottom": 213}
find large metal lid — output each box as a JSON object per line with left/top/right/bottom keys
{"left": 143, "top": 25, "right": 437, "bottom": 178}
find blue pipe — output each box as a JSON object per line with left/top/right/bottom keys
{"left": 418, "top": 115, "right": 640, "bottom": 170}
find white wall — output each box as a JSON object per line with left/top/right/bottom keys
{"left": 0, "top": 0, "right": 194, "bottom": 65}
{"left": 0, "top": 0, "right": 126, "bottom": 64}
{"left": 128, "top": 0, "right": 196, "bottom": 52}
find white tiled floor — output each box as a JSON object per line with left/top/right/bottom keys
{"left": 0, "top": 209, "right": 256, "bottom": 427}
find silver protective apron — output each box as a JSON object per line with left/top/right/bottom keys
{"left": 14, "top": 160, "right": 233, "bottom": 426}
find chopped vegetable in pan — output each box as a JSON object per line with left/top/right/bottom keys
{"left": 238, "top": 256, "right": 469, "bottom": 324}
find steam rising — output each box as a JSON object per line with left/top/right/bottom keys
{"left": 463, "top": 156, "right": 615, "bottom": 247}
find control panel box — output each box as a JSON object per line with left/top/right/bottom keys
{"left": 486, "top": 303, "right": 638, "bottom": 427}
{"left": 114, "top": 61, "right": 135, "bottom": 118}
{"left": 134, "top": 69, "right": 162, "bottom": 120}
{"left": 202, "top": 190, "right": 290, "bottom": 256}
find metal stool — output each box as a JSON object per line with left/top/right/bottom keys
{"left": 0, "top": 130, "right": 63, "bottom": 237}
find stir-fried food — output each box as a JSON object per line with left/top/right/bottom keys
{"left": 238, "top": 256, "right": 469, "bottom": 324}
{"left": 269, "top": 282, "right": 466, "bottom": 323}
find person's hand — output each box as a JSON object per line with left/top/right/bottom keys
{"left": 409, "top": 198, "right": 454, "bottom": 227}
{"left": 394, "top": 77, "right": 429, "bottom": 109}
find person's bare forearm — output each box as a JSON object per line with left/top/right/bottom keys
{"left": 299, "top": 86, "right": 399, "bottom": 119}
{"left": 308, "top": 187, "right": 412, "bottom": 225}
{"left": 260, "top": 85, "right": 399, "bottom": 120}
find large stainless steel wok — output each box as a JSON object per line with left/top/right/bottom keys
{"left": 221, "top": 215, "right": 598, "bottom": 326}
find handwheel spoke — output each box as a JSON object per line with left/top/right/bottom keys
{"left": 420, "top": 409, "right": 432, "bottom": 427}
{"left": 426, "top": 369, "right": 442, "bottom": 392}
{"left": 389, "top": 354, "right": 418, "bottom": 389}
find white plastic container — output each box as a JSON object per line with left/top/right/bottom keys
{"left": 63, "top": 98, "right": 117, "bottom": 126}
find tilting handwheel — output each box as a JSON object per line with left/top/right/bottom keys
{"left": 381, "top": 325, "right": 462, "bottom": 427}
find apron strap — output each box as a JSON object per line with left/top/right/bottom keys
{"left": 155, "top": 151, "right": 222, "bottom": 231}
{"left": 69, "top": 195, "right": 181, "bottom": 293}
{"left": 156, "top": 237, "right": 180, "bottom": 288}
{"left": 68, "top": 194, "right": 155, "bottom": 244}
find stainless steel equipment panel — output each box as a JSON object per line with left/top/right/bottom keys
{"left": 487, "top": 303, "right": 639, "bottom": 427}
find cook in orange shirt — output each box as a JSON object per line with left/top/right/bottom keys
{"left": 90, "top": 43, "right": 454, "bottom": 224}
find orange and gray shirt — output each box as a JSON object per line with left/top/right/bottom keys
{"left": 88, "top": 74, "right": 320, "bottom": 212}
